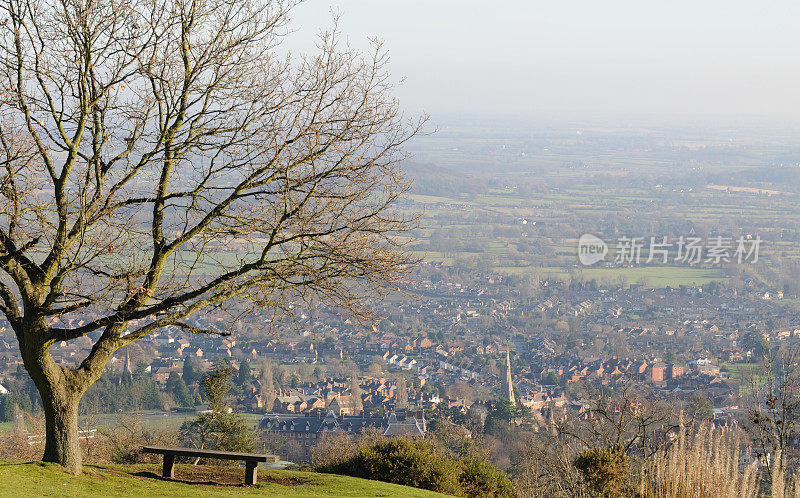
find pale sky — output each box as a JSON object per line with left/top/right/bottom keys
{"left": 286, "top": 0, "right": 800, "bottom": 121}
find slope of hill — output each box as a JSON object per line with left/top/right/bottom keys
{"left": 0, "top": 459, "right": 445, "bottom": 497}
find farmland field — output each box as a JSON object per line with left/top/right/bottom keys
{"left": 401, "top": 167, "right": 800, "bottom": 289}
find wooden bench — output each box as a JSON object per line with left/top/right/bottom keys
{"left": 141, "top": 446, "right": 279, "bottom": 485}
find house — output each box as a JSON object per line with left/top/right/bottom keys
{"left": 183, "top": 347, "right": 203, "bottom": 358}
{"left": 520, "top": 392, "right": 548, "bottom": 411}
{"left": 666, "top": 364, "right": 684, "bottom": 379}
{"left": 328, "top": 395, "right": 360, "bottom": 416}
{"left": 306, "top": 397, "right": 326, "bottom": 412}
{"left": 695, "top": 365, "right": 721, "bottom": 377}
{"left": 721, "top": 349, "right": 743, "bottom": 363}
{"left": 151, "top": 367, "right": 180, "bottom": 384}
{"left": 272, "top": 396, "right": 307, "bottom": 413}
{"left": 648, "top": 364, "right": 665, "bottom": 383}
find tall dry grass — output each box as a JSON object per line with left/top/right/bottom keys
{"left": 638, "top": 424, "right": 800, "bottom": 498}
{"left": 770, "top": 448, "right": 800, "bottom": 498}
{"left": 639, "top": 424, "right": 758, "bottom": 498}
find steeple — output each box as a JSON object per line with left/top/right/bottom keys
{"left": 504, "top": 349, "right": 515, "bottom": 404}
{"left": 124, "top": 350, "right": 133, "bottom": 375}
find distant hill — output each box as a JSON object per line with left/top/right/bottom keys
{"left": 0, "top": 459, "right": 445, "bottom": 497}
{"left": 701, "top": 165, "right": 800, "bottom": 193}
{"left": 402, "top": 161, "right": 487, "bottom": 197}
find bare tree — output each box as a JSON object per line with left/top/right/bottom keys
{"left": 260, "top": 359, "right": 276, "bottom": 411}
{"left": 350, "top": 376, "right": 363, "bottom": 415}
{"left": 514, "top": 433, "right": 592, "bottom": 498}
{"left": 743, "top": 343, "right": 800, "bottom": 474}
{"left": 557, "top": 382, "right": 679, "bottom": 460}
{"left": 0, "top": 0, "right": 421, "bottom": 473}
{"left": 517, "top": 382, "right": 680, "bottom": 496}
{"left": 394, "top": 374, "right": 408, "bottom": 410}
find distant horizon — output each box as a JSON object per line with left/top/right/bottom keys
{"left": 286, "top": 1, "right": 800, "bottom": 123}
{"left": 413, "top": 110, "right": 800, "bottom": 146}
{"left": 424, "top": 109, "right": 800, "bottom": 130}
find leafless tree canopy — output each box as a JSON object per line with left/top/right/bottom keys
{"left": 557, "top": 382, "right": 679, "bottom": 459}
{"left": 0, "top": 0, "right": 420, "bottom": 472}
{"left": 0, "top": 0, "right": 419, "bottom": 355}
{"left": 744, "top": 344, "right": 800, "bottom": 470}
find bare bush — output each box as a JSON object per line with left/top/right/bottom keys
{"left": 310, "top": 426, "right": 385, "bottom": 468}
{"left": 103, "top": 413, "right": 179, "bottom": 464}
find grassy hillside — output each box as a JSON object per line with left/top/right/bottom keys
{"left": 0, "top": 459, "right": 445, "bottom": 497}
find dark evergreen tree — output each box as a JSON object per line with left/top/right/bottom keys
{"left": 236, "top": 359, "right": 253, "bottom": 387}
{"left": 183, "top": 356, "right": 198, "bottom": 385}
{"left": 181, "top": 365, "right": 255, "bottom": 454}
{"left": 167, "top": 371, "right": 193, "bottom": 407}
{"left": 0, "top": 395, "right": 15, "bottom": 422}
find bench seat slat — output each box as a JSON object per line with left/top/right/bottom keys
{"left": 141, "top": 446, "right": 279, "bottom": 463}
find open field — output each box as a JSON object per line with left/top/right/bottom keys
{"left": 0, "top": 410, "right": 264, "bottom": 436}
{"left": 85, "top": 410, "right": 264, "bottom": 432}
{"left": 402, "top": 171, "right": 800, "bottom": 289}
{"left": 494, "top": 265, "right": 727, "bottom": 285}
{"left": 706, "top": 184, "right": 787, "bottom": 196}
{"left": 0, "top": 459, "right": 443, "bottom": 497}
{"left": 562, "top": 267, "right": 725, "bottom": 287}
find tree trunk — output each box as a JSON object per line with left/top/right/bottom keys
{"left": 16, "top": 317, "right": 114, "bottom": 474}
{"left": 21, "top": 337, "right": 87, "bottom": 475}
{"left": 41, "top": 387, "right": 82, "bottom": 474}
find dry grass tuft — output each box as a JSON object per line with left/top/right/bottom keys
{"left": 639, "top": 424, "right": 758, "bottom": 498}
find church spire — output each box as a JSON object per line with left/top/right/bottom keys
{"left": 124, "top": 350, "right": 133, "bottom": 375}
{"left": 504, "top": 349, "right": 515, "bottom": 404}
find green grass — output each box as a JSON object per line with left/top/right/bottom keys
{"left": 410, "top": 251, "right": 455, "bottom": 265}
{"left": 729, "top": 363, "right": 760, "bottom": 377}
{"left": 493, "top": 265, "right": 727, "bottom": 287}
{"left": 79, "top": 410, "right": 265, "bottom": 433}
{"left": 0, "top": 459, "right": 444, "bottom": 497}
{"left": 569, "top": 266, "right": 728, "bottom": 287}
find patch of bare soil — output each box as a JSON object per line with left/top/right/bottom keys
{"left": 120, "top": 463, "right": 319, "bottom": 487}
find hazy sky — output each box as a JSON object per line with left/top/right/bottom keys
{"left": 286, "top": 1, "right": 800, "bottom": 120}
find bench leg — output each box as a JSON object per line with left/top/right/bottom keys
{"left": 245, "top": 461, "right": 258, "bottom": 485}
{"left": 163, "top": 454, "right": 175, "bottom": 479}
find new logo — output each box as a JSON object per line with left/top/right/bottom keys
{"left": 578, "top": 234, "right": 608, "bottom": 266}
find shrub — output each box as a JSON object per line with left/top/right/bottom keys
{"left": 311, "top": 432, "right": 358, "bottom": 468}
{"left": 105, "top": 414, "right": 178, "bottom": 464}
{"left": 573, "top": 446, "right": 632, "bottom": 497}
{"left": 318, "top": 438, "right": 462, "bottom": 495}
{"left": 459, "top": 457, "right": 516, "bottom": 497}
{"left": 316, "top": 437, "right": 514, "bottom": 497}
{"left": 180, "top": 411, "right": 256, "bottom": 461}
